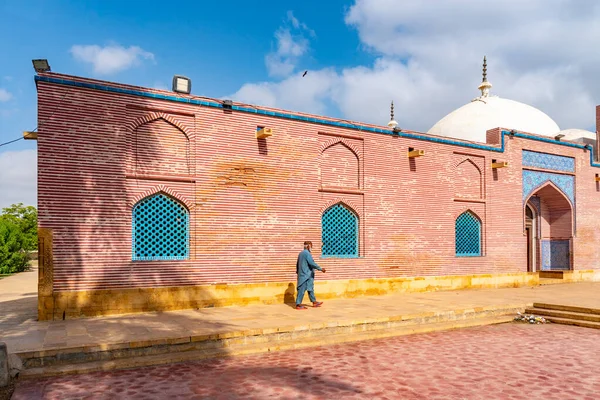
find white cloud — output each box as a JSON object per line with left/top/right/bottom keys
{"left": 231, "top": 1, "right": 600, "bottom": 132}
{"left": 265, "top": 12, "right": 313, "bottom": 78}
{"left": 232, "top": 69, "right": 338, "bottom": 115}
{"left": 0, "top": 89, "right": 12, "bottom": 102}
{"left": 286, "top": 10, "right": 316, "bottom": 37}
{"left": 70, "top": 44, "right": 155, "bottom": 75}
{"left": 0, "top": 150, "right": 37, "bottom": 209}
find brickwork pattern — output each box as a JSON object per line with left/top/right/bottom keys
{"left": 12, "top": 324, "right": 600, "bottom": 399}
{"left": 35, "top": 73, "right": 600, "bottom": 299}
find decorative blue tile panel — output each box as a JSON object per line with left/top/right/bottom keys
{"left": 322, "top": 203, "right": 359, "bottom": 257}
{"left": 522, "top": 170, "right": 574, "bottom": 205}
{"left": 522, "top": 150, "right": 575, "bottom": 172}
{"left": 541, "top": 240, "right": 570, "bottom": 270}
{"left": 455, "top": 211, "right": 481, "bottom": 257}
{"left": 132, "top": 193, "right": 189, "bottom": 261}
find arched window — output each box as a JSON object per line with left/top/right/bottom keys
{"left": 455, "top": 211, "right": 481, "bottom": 257}
{"left": 132, "top": 193, "right": 189, "bottom": 261}
{"left": 321, "top": 203, "right": 359, "bottom": 257}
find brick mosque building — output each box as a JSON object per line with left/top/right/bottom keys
{"left": 33, "top": 59, "right": 600, "bottom": 320}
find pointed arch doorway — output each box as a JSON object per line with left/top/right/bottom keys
{"left": 525, "top": 182, "right": 573, "bottom": 271}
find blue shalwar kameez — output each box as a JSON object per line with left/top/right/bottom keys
{"left": 296, "top": 249, "right": 323, "bottom": 305}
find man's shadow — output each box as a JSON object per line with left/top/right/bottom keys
{"left": 283, "top": 283, "right": 297, "bottom": 308}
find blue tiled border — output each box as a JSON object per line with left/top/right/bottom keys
{"left": 522, "top": 150, "right": 575, "bottom": 172}
{"left": 35, "top": 75, "right": 600, "bottom": 168}
{"left": 522, "top": 170, "right": 575, "bottom": 206}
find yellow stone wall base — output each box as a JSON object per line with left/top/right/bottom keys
{"left": 37, "top": 228, "right": 54, "bottom": 321}
{"left": 38, "top": 270, "right": 600, "bottom": 320}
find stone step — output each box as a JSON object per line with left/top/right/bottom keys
{"left": 539, "top": 271, "right": 564, "bottom": 279}
{"left": 524, "top": 308, "right": 600, "bottom": 323}
{"left": 542, "top": 317, "right": 600, "bottom": 330}
{"left": 15, "top": 311, "right": 517, "bottom": 378}
{"left": 532, "top": 303, "right": 600, "bottom": 315}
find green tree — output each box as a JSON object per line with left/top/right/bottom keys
{"left": 0, "top": 218, "right": 29, "bottom": 274}
{"left": 1, "top": 203, "right": 38, "bottom": 251}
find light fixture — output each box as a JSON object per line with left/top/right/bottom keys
{"left": 172, "top": 75, "right": 191, "bottom": 94}
{"left": 554, "top": 134, "right": 565, "bottom": 141}
{"left": 595, "top": 174, "right": 600, "bottom": 182}
{"left": 393, "top": 127, "right": 402, "bottom": 134}
{"left": 32, "top": 59, "right": 51, "bottom": 73}
{"left": 256, "top": 127, "right": 273, "bottom": 139}
{"left": 491, "top": 159, "right": 508, "bottom": 168}
{"left": 222, "top": 99, "right": 233, "bottom": 109}
{"left": 23, "top": 131, "right": 37, "bottom": 140}
{"left": 408, "top": 147, "right": 424, "bottom": 158}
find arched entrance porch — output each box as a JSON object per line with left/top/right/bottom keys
{"left": 525, "top": 182, "right": 573, "bottom": 271}
{"left": 525, "top": 204, "right": 537, "bottom": 272}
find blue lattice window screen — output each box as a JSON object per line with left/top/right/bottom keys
{"left": 132, "top": 193, "right": 189, "bottom": 261}
{"left": 322, "top": 203, "right": 359, "bottom": 257}
{"left": 455, "top": 211, "right": 481, "bottom": 257}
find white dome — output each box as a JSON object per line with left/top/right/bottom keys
{"left": 428, "top": 96, "right": 561, "bottom": 143}
{"left": 558, "top": 128, "right": 596, "bottom": 142}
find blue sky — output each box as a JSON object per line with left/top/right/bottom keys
{"left": 2, "top": 0, "right": 600, "bottom": 208}
{"left": 0, "top": 0, "right": 363, "bottom": 155}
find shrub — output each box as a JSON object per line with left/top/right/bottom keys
{"left": 0, "top": 218, "right": 30, "bottom": 274}
{"left": 1, "top": 203, "right": 37, "bottom": 251}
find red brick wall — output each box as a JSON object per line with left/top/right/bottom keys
{"left": 320, "top": 142, "right": 360, "bottom": 189}
{"left": 36, "top": 73, "right": 600, "bottom": 292}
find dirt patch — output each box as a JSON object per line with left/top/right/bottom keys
{"left": 0, "top": 380, "right": 15, "bottom": 400}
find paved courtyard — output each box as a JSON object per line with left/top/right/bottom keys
{"left": 11, "top": 323, "right": 600, "bottom": 400}
{"left": 2, "top": 263, "right": 600, "bottom": 356}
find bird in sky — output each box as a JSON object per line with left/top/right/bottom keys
{"left": 302, "top": 70, "right": 308, "bottom": 77}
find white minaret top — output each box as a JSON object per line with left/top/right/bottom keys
{"left": 387, "top": 101, "right": 398, "bottom": 129}
{"left": 477, "top": 56, "right": 492, "bottom": 98}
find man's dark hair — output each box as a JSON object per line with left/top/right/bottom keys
{"left": 303, "top": 241, "right": 312, "bottom": 249}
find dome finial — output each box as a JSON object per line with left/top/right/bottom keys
{"left": 477, "top": 56, "right": 492, "bottom": 97}
{"left": 388, "top": 100, "right": 398, "bottom": 129}
{"left": 482, "top": 56, "right": 487, "bottom": 82}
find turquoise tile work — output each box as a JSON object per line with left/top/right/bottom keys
{"left": 522, "top": 150, "right": 575, "bottom": 172}
{"left": 541, "top": 240, "right": 570, "bottom": 270}
{"left": 522, "top": 170, "right": 574, "bottom": 205}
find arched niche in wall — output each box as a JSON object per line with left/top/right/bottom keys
{"left": 320, "top": 141, "right": 360, "bottom": 189}
{"left": 131, "top": 115, "right": 191, "bottom": 176}
{"left": 454, "top": 158, "right": 483, "bottom": 199}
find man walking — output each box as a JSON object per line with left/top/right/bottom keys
{"left": 296, "top": 241, "right": 326, "bottom": 310}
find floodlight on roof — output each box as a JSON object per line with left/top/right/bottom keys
{"left": 32, "top": 59, "right": 51, "bottom": 73}
{"left": 172, "top": 75, "right": 191, "bottom": 94}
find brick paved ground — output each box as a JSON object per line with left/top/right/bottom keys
{"left": 12, "top": 323, "right": 600, "bottom": 400}
{"left": 5, "top": 281, "right": 600, "bottom": 355}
